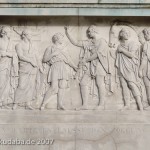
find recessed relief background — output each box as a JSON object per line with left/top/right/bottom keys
{"left": 0, "top": 16, "right": 150, "bottom": 150}
{"left": 0, "top": 16, "right": 149, "bottom": 111}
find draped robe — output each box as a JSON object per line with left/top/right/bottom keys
{"left": 116, "top": 41, "right": 140, "bottom": 84}
{"left": 142, "top": 41, "right": 150, "bottom": 80}
{"left": 15, "top": 42, "right": 39, "bottom": 103}
{"left": 0, "top": 39, "right": 18, "bottom": 103}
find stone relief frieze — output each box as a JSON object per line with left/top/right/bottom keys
{"left": 0, "top": 18, "right": 150, "bottom": 112}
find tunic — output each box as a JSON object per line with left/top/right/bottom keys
{"left": 45, "top": 45, "right": 75, "bottom": 83}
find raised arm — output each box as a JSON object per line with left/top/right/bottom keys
{"left": 64, "top": 26, "right": 83, "bottom": 48}
{"left": 13, "top": 27, "right": 21, "bottom": 36}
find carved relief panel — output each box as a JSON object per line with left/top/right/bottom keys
{"left": 0, "top": 16, "right": 150, "bottom": 150}
{"left": 0, "top": 16, "right": 149, "bottom": 111}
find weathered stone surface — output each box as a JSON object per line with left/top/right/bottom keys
{"left": 0, "top": 111, "right": 149, "bottom": 150}
{"left": 0, "top": 2, "right": 149, "bottom": 149}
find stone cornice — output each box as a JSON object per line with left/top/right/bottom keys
{"left": 0, "top": 0, "right": 149, "bottom": 7}
{"left": 0, "top": 0, "right": 149, "bottom": 4}
{"left": 0, "top": 4, "right": 149, "bottom": 8}
{"left": 0, "top": 0, "right": 149, "bottom": 16}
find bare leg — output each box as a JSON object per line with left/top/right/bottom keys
{"left": 144, "top": 86, "right": 150, "bottom": 110}
{"left": 143, "top": 77, "right": 150, "bottom": 110}
{"left": 58, "top": 89, "right": 65, "bottom": 110}
{"left": 80, "top": 86, "right": 89, "bottom": 108}
{"left": 145, "top": 86, "right": 150, "bottom": 103}
{"left": 76, "top": 74, "right": 91, "bottom": 110}
{"left": 41, "top": 80, "right": 58, "bottom": 110}
{"left": 94, "top": 76, "right": 105, "bottom": 110}
{"left": 120, "top": 77, "right": 131, "bottom": 110}
{"left": 135, "top": 96, "right": 143, "bottom": 111}
{"left": 57, "top": 80, "right": 68, "bottom": 110}
{"left": 128, "top": 82, "right": 143, "bottom": 111}
{"left": 97, "top": 76, "right": 105, "bottom": 105}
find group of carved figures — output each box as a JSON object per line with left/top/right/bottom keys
{"left": 0, "top": 22, "right": 150, "bottom": 111}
